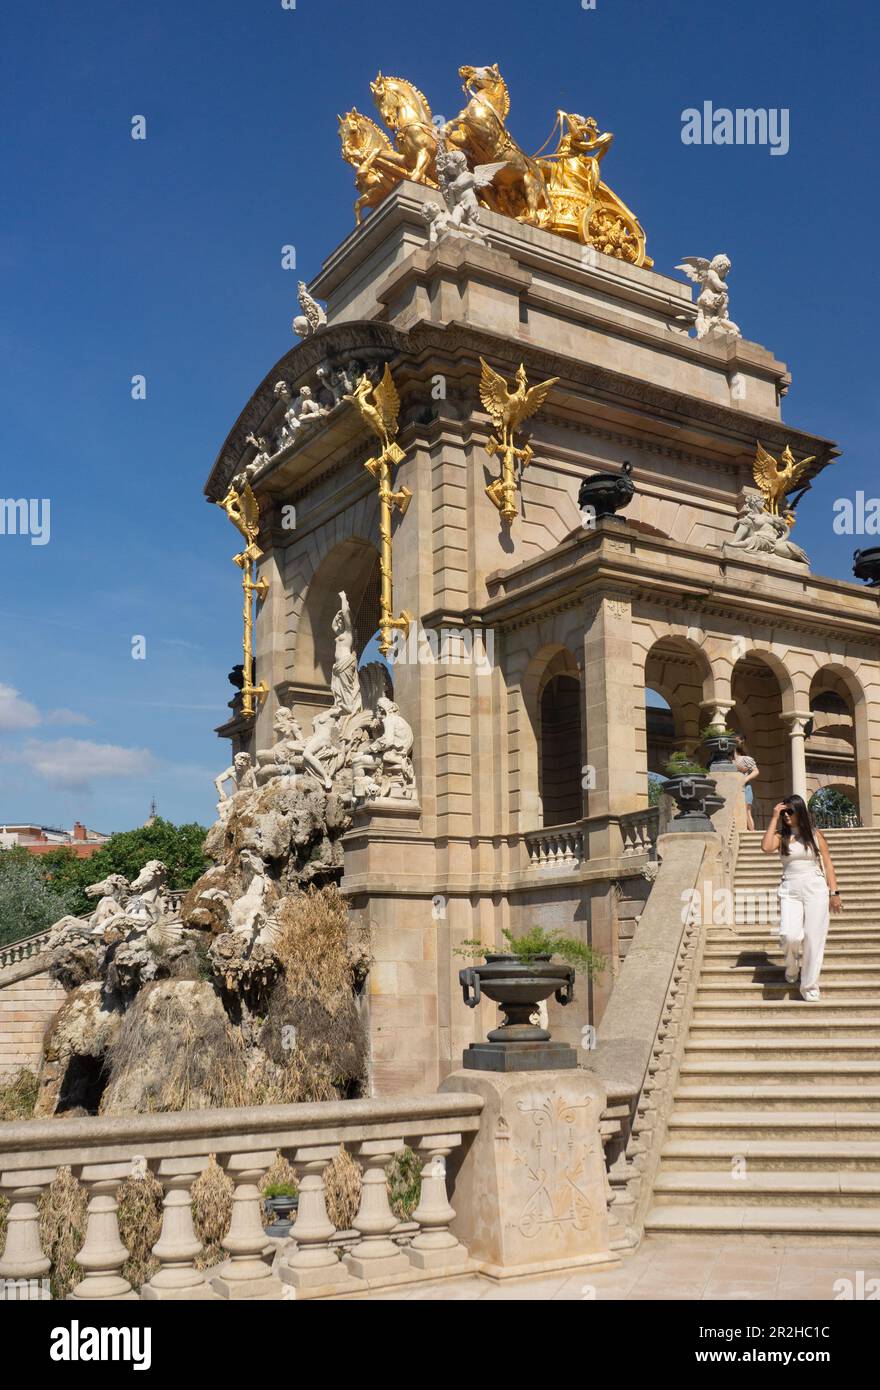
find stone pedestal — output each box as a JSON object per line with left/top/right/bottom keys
{"left": 439, "top": 1068, "right": 618, "bottom": 1280}
{"left": 462, "top": 1040, "right": 578, "bottom": 1072}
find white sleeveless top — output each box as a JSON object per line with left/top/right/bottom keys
{"left": 781, "top": 835, "right": 823, "bottom": 879}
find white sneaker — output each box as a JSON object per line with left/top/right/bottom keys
{"left": 800, "top": 987, "right": 820, "bottom": 1002}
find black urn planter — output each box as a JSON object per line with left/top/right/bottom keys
{"left": 578, "top": 461, "right": 634, "bottom": 522}
{"left": 264, "top": 1194, "right": 298, "bottom": 1236}
{"left": 459, "top": 954, "right": 577, "bottom": 1072}
{"left": 854, "top": 547, "right": 880, "bottom": 586}
{"left": 664, "top": 774, "right": 723, "bottom": 833}
{"left": 701, "top": 733, "right": 738, "bottom": 769}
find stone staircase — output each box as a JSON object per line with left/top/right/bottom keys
{"left": 645, "top": 828, "right": 880, "bottom": 1240}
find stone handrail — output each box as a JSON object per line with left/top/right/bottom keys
{"left": 524, "top": 823, "right": 584, "bottom": 868}
{"left": 618, "top": 808, "right": 659, "bottom": 858}
{"left": 0, "top": 1093, "right": 484, "bottom": 1301}
{"left": 0, "top": 930, "right": 54, "bottom": 970}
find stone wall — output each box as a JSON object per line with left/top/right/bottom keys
{"left": 0, "top": 962, "right": 64, "bottom": 1080}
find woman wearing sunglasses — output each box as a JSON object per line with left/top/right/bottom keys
{"left": 761, "top": 794, "right": 842, "bottom": 1001}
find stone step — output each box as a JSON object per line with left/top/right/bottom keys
{"left": 705, "top": 929, "right": 880, "bottom": 943}
{"left": 665, "top": 1109, "right": 880, "bottom": 1141}
{"left": 685, "top": 1039, "right": 880, "bottom": 1060}
{"left": 644, "top": 1202, "right": 880, "bottom": 1238}
{"left": 692, "top": 1000, "right": 880, "bottom": 1016}
{"left": 697, "top": 982, "right": 880, "bottom": 1000}
{"left": 672, "top": 1083, "right": 880, "bottom": 1111}
{"left": 651, "top": 1170, "right": 880, "bottom": 1206}
{"left": 702, "top": 947, "right": 880, "bottom": 961}
{"left": 679, "top": 1058, "right": 880, "bottom": 1081}
{"left": 659, "top": 1137, "right": 880, "bottom": 1170}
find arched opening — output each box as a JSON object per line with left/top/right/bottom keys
{"left": 809, "top": 786, "right": 861, "bottom": 828}
{"left": 730, "top": 653, "right": 792, "bottom": 824}
{"left": 539, "top": 672, "right": 583, "bottom": 826}
{"left": 287, "top": 539, "right": 382, "bottom": 727}
{"left": 645, "top": 688, "right": 673, "bottom": 803}
{"left": 642, "top": 637, "right": 713, "bottom": 801}
{"left": 807, "top": 666, "right": 863, "bottom": 816}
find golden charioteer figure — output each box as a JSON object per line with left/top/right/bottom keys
{"left": 339, "top": 63, "right": 651, "bottom": 266}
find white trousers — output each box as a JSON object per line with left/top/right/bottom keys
{"left": 777, "top": 873, "right": 830, "bottom": 990}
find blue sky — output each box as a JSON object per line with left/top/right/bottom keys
{"left": 0, "top": 0, "right": 877, "bottom": 831}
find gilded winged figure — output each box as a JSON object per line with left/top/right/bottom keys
{"left": 344, "top": 365, "right": 401, "bottom": 453}
{"left": 753, "top": 442, "right": 816, "bottom": 525}
{"left": 479, "top": 359, "right": 559, "bottom": 449}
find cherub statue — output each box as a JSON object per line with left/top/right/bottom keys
{"left": 372, "top": 696, "right": 416, "bottom": 798}
{"left": 295, "top": 384, "right": 327, "bottom": 425}
{"left": 302, "top": 708, "right": 341, "bottom": 791}
{"left": 273, "top": 381, "right": 302, "bottom": 449}
{"left": 292, "top": 281, "right": 327, "bottom": 338}
{"left": 676, "top": 254, "right": 741, "bottom": 340}
{"left": 422, "top": 142, "right": 505, "bottom": 246}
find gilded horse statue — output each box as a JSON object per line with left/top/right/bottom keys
{"left": 443, "top": 64, "right": 550, "bottom": 227}
{"left": 369, "top": 74, "right": 438, "bottom": 188}
{"left": 338, "top": 109, "right": 404, "bottom": 225}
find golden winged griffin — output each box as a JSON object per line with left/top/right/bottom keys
{"left": 339, "top": 65, "right": 651, "bottom": 266}
{"left": 479, "top": 358, "right": 559, "bottom": 522}
{"left": 753, "top": 442, "right": 816, "bottom": 528}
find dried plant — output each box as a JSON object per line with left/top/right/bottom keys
{"left": 38, "top": 1166, "right": 87, "bottom": 1299}
{"left": 324, "top": 1143, "right": 362, "bottom": 1231}
{"left": 117, "top": 1171, "right": 163, "bottom": 1288}
{"left": 192, "top": 1156, "right": 233, "bottom": 1269}
{"left": 0, "top": 1068, "right": 39, "bottom": 1121}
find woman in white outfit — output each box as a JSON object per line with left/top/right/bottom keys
{"left": 761, "top": 794, "right": 842, "bottom": 1001}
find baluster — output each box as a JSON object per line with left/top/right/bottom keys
{"left": 0, "top": 1173, "right": 52, "bottom": 1299}
{"left": 279, "top": 1145, "right": 357, "bottom": 1295}
{"left": 345, "top": 1141, "right": 410, "bottom": 1281}
{"left": 141, "top": 1158, "right": 217, "bottom": 1301}
{"left": 70, "top": 1169, "right": 137, "bottom": 1301}
{"left": 210, "top": 1154, "right": 281, "bottom": 1300}
{"left": 408, "top": 1136, "right": 468, "bottom": 1271}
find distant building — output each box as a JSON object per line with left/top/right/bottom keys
{"left": 0, "top": 821, "right": 110, "bottom": 859}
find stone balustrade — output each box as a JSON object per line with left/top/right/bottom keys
{"left": 0, "top": 931, "right": 53, "bottom": 970}
{"left": 618, "top": 808, "right": 659, "bottom": 858}
{"left": 524, "top": 823, "right": 584, "bottom": 869}
{"left": 0, "top": 1093, "right": 483, "bottom": 1301}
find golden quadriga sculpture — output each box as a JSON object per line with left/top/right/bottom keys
{"left": 339, "top": 65, "right": 651, "bottom": 267}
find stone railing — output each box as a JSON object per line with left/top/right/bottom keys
{"left": 0, "top": 1093, "right": 484, "bottom": 1301}
{"left": 0, "top": 930, "right": 53, "bottom": 970}
{"left": 618, "top": 808, "right": 659, "bottom": 858}
{"left": 524, "top": 823, "right": 584, "bottom": 869}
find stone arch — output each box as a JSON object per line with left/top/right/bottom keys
{"left": 643, "top": 636, "right": 715, "bottom": 753}
{"left": 730, "top": 649, "right": 797, "bottom": 822}
{"left": 521, "top": 644, "right": 584, "bottom": 828}
{"left": 284, "top": 533, "right": 382, "bottom": 729}
{"left": 807, "top": 662, "right": 869, "bottom": 818}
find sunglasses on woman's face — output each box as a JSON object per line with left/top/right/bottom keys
{"left": 781, "top": 809, "right": 793, "bottom": 817}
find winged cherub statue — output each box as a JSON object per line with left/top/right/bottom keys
{"left": 753, "top": 442, "right": 816, "bottom": 526}
{"left": 423, "top": 141, "right": 506, "bottom": 246}
{"left": 676, "top": 254, "right": 741, "bottom": 340}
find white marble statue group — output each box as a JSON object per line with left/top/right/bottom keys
{"left": 214, "top": 590, "right": 416, "bottom": 817}
{"left": 675, "top": 253, "right": 741, "bottom": 340}
{"left": 422, "top": 140, "right": 504, "bottom": 248}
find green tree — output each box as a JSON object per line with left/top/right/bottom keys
{"left": 40, "top": 819, "right": 209, "bottom": 917}
{"left": 0, "top": 847, "right": 78, "bottom": 948}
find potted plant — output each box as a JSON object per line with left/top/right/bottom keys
{"left": 701, "top": 724, "right": 738, "bottom": 768}
{"left": 661, "top": 751, "right": 723, "bottom": 832}
{"left": 263, "top": 1181, "right": 299, "bottom": 1236}
{"left": 455, "top": 927, "right": 602, "bottom": 1046}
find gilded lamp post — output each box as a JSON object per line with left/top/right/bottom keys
{"left": 218, "top": 482, "right": 269, "bottom": 718}
{"left": 344, "top": 365, "right": 413, "bottom": 656}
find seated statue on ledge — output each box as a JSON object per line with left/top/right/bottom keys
{"left": 728, "top": 494, "right": 809, "bottom": 565}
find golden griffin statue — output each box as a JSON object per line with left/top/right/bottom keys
{"left": 753, "top": 442, "right": 816, "bottom": 528}
{"left": 479, "top": 358, "right": 559, "bottom": 523}
{"left": 339, "top": 64, "right": 651, "bottom": 266}
{"left": 344, "top": 365, "right": 413, "bottom": 655}
{"left": 217, "top": 481, "right": 269, "bottom": 718}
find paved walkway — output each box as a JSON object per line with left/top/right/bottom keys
{"left": 364, "top": 1237, "right": 880, "bottom": 1300}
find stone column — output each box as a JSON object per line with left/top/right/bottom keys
{"left": 141, "top": 1158, "right": 218, "bottom": 1301}
{"left": 209, "top": 1156, "right": 282, "bottom": 1300}
{"left": 279, "top": 1146, "right": 355, "bottom": 1294}
{"left": 344, "top": 1141, "right": 410, "bottom": 1281}
{"left": 408, "top": 1136, "right": 469, "bottom": 1272}
{"left": 70, "top": 1174, "right": 137, "bottom": 1301}
{"left": 582, "top": 591, "right": 639, "bottom": 865}
{"left": 785, "top": 714, "right": 810, "bottom": 800}
{"left": 0, "top": 1177, "right": 51, "bottom": 1299}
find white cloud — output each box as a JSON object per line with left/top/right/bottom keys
{"left": 17, "top": 739, "right": 155, "bottom": 791}
{"left": 0, "top": 683, "right": 41, "bottom": 731}
{"left": 43, "top": 708, "right": 94, "bottom": 727}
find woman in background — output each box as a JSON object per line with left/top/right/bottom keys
{"left": 734, "top": 736, "right": 759, "bottom": 831}
{"left": 761, "top": 794, "right": 842, "bottom": 1002}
